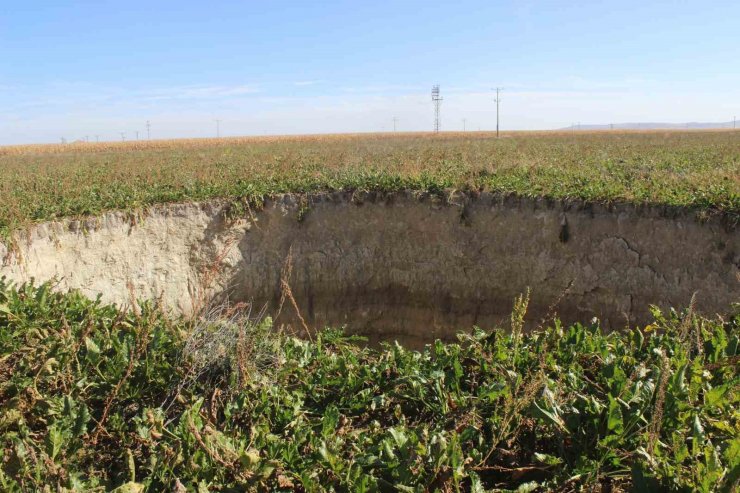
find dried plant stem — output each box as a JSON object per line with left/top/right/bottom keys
{"left": 648, "top": 353, "right": 670, "bottom": 454}
{"left": 91, "top": 319, "right": 151, "bottom": 445}
{"left": 276, "top": 245, "right": 312, "bottom": 341}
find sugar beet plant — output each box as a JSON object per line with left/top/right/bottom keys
{"left": 0, "top": 279, "right": 738, "bottom": 491}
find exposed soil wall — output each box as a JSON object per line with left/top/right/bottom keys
{"left": 1, "top": 191, "right": 737, "bottom": 344}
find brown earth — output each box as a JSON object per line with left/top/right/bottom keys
{"left": 2, "top": 191, "right": 737, "bottom": 345}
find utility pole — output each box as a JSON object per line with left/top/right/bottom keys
{"left": 146, "top": 120, "right": 151, "bottom": 140}
{"left": 215, "top": 119, "right": 222, "bottom": 138}
{"left": 135, "top": 131, "right": 139, "bottom": 141}
{"left": 120, "top": 132, "right": 126, "bottom": 142}
{"left": 95, "top": 135, "right": 99, "bottom": 143}
{"left": 734, "top": 116, "right": 737, "bottom": 129}
{"left": 462, "top": 118, "right": 467, "bottom": 132}
{"left": 60, "top": 137, "right": 66, "bottom": 144}
{"left": 431, "top": 85, "right": 442, "bottom": 133}
{"left": 493, "top": 87, "right": 502, "bottom": 138}
{"left": 392, "top": 116, "right": 398, "bottom": 132}
{"left": 85, "top": 135, "right": 89, "bottom": 143}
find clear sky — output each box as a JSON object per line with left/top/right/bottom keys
{"left": 2, "top": 0, "right": 739, "bottom": 144}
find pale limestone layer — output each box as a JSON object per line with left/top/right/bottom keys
{"left": 1, "top": 192, "right": 738, "bottom": 344}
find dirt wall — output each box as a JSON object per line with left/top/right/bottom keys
{"left": 1, "top": 191, "right": 737, "bottom": 344}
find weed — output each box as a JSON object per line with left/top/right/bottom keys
{"left": 0, "top": 280, "right": 737, "bottom": 491}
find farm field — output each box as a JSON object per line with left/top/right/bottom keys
{"left": 1, "top": 130, "right": 738, "bottom": 237}
{"left": 0, "top": 131, "right": 738, "bottom": 491}
{"left": 0, "top": 280, "right": 738, "bottom": 491}
{"left": 5, "top": 0, "right": 740, "bottom": 491}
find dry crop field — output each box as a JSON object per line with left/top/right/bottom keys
{"left": 0, "top": 130, "right": 738, "bottom": 237}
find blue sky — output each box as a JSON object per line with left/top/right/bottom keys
{"left": 2, "top": 0, "right": 739, "bottom": 144}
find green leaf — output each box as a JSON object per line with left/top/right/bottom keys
{"left": 692, "top": 415, "right": 705, "bottom": 456}
{"left": 73, "top": 403, "right": 90, "bottom": 437}
{"left": 110, "top": 482, "right": 144, "bottom": 493}
{"left": 126, "top": 448, "right": 136, "bottom": 482}
{"left": 531, "top": 401, "right": 569, "bottom": 434}
{"left": 85, "top": 336, "right": 101, "bottom": 355}
{"left": 631, "top": 461, "right": 661, "bottom": 493}
{"left": 321, "top": 405, "right": 339, "bottom": 437}
{"left": 606, "top": 395, "right": 624, "bottom": 435}
{"left": 389, "top": 427, "right": 408, "bottom": 449}
{"left": 705, "top": 384, "right": 730, "bottom": 408}
{"left": 516, "top": 482, "right": 540, "bottom": 492}
{"left": 534, "top": 452, "right": 563, "bottom": 466}
{"left": 675, "top": 363, "right": 688, "bottom": 394}
{"left": 469, "top": 472, "right": 485, "bottom": 493}
{"left": 45, "top": 424, "right": 66, "bottom": 461}
{"left": 240, "top": 449, "right": 261, "bottom": 470}
{"left": 318, "top": 442, "right": 333, "bottom": 464}
{"left": 382, "top": 440, "right": 396, "bottom": 460}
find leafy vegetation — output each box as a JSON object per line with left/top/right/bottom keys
{"left": 1, "top": 279, "right": 738, "bottom": 491}
{"left": 1, "top": 131, "right": 738, "bottom": 237}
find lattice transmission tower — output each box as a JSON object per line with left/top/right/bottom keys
{"left": 431, "top": 85, "right": 443, "bottom": 132}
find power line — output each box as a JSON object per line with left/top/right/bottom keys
{"left": 431, "top": 85, "right": 442, "bottom": 133}
{"left": 493, "top": 87, "right": 502, "bottom": 138}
